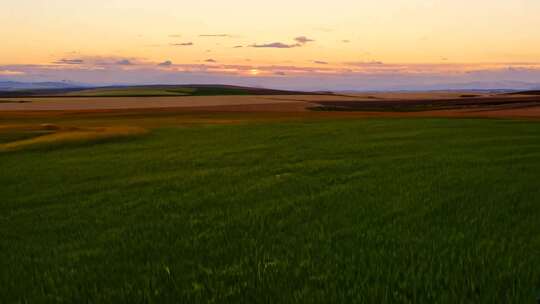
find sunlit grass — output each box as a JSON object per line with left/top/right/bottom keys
{"left": 0, "top": 125, "right": 147, "bottom": 151}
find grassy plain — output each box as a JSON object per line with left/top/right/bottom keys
{"left": 1, "top": 114, "right": 540, "bottom": 303}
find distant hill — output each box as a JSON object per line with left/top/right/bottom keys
{"left": 0, "top": 84, "right": 320, "bottom": 98}
{"left": 0, "top": 81, "right": 85, "bottom": 91}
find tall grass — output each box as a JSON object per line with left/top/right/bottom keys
{"left": 1, "top": 118, "right": 539, "bottom": 303}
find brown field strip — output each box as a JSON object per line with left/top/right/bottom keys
{"left": 2, "top": 94, "right": 540, "bottom": 143}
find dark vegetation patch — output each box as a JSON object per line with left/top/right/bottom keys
{"left": 0, "top": 100, "right": 31, "bottom": 104}
{"left": 310, "top": 96, "right": 540, "bottom": 112}
{"left": 506, "top": 90, "right": 540, "bottom": 96}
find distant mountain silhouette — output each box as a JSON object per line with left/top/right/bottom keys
{"left": 0, "top": 81, "right": 85, "bottom": 91}
{"left": 0, "top": 84, "right": 324, "bottom": 98}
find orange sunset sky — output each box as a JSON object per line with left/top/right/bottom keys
{"left": 2, "top": 0, "right": 540, "bottom": 90}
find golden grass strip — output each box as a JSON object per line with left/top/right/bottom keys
{"left": 0, "top": 126, "right": 148, "bottom": 151}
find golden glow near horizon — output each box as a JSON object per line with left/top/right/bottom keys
{"left": 2, "top": 0, "right": 540, "bottom": 66}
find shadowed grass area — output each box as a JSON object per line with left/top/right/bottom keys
{"left": 1, "top": 118, "right": 540, "bottom": 303}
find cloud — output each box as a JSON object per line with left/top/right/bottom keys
{"left": 295, "top": 36, "right": 315, "bottom": 44}
{"left": 54, "top": 58, "right": 84, "bottom": 65}
{"left": 205, "top": 59, "right": 217, "bottom": 63}
{"left": 169, "top": 34, "right": 181, "bottom": 38}
{"left": 233, "top": 45, "right": 243, "bottom": 48}
{"left": 158, "top": 60, "right": 173, "bottom": 66}
{"left": 250, "top": 37, "right": 314, "bottom": 49}
{"left": 346, "top": 61, "right": 384, "bottom": 67}
{"left": 116, "top": 59, "right": 132, "bottom": 65}
{"left": 250, "top": 42, "right": 301, "bottom": 49}
{"left": 199, "top": 34, "right": 232, "bottom": 38}
{"left": 5, "top": 61, "right": 540, "bottom": 91}
{"left": 171, "top": 42, "right": 193, "bottom": 46}
{"left": 342, "top": 40, "right": 351, "bottom": 43}
{"left": 314, "top": 61, "right": 329, "bottom": 65}
{"left": 0, "top": 70, "right": 25, "bottom": 75}
{"left": 57, "top": 56, "right": 142, "bottom": 67}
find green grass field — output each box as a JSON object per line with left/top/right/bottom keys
{"left": 1, "top": 118, "right": 540, "bottom": 303}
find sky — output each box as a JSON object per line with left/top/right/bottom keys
{"left": 1, "top": 0, "right": 540, "bottom": 90}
